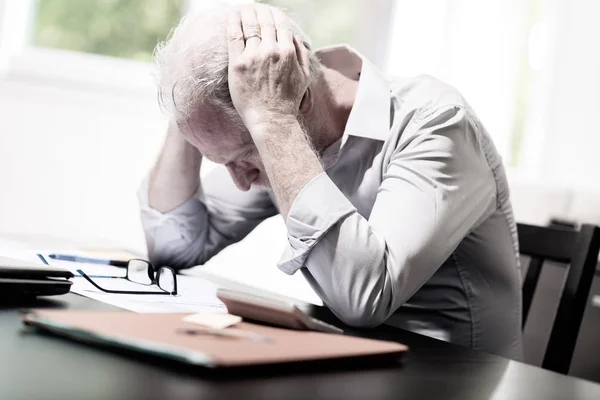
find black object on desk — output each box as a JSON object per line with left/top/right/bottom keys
{"left": 2, "top": 293, "right": 600, "bottom": 400}
{"left": 0, "top": 256, "right": 72, "bottom": 299}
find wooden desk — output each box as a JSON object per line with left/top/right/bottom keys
{"left": 2, "top": 293, "right": 600, "bottom": 400}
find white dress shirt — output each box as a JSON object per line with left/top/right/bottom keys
{"left": 139, "top": 45, "right": 523, "bottom": 360}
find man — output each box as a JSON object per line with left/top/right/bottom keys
{"left": 140, "top": 4, "right": 522, "bottom": 359}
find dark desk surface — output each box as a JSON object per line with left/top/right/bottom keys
{"left": 2, "top": 294, "right": 600, "bottom": 400}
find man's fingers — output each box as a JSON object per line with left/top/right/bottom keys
{"left": 240, "top": 6, "right": 261, "bottom": 51}
{"left": 255, "top": 4, "right": 276, "bottom": 45}
{"left": 294, "top": 35, "right": 310, "bottom": 77}
{"left": 227, "top": 11, "right": 245, "bottom": 59}
{"left": 271, "top": 7, "right": 294, "bottom": 49}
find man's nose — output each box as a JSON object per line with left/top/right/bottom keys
{"left": 227, "top": 165, "right": 259, "bottom": 191}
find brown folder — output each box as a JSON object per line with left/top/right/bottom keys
{"left": 23, "top": 310, "right": 408, "bottom": 368}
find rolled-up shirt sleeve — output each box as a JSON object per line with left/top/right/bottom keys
{"left": 139, "top": 165, "right": 278, "bottom": 270}
{"left": 278, "top": 106, "right": 497, "bottom": 327}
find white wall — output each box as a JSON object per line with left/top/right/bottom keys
{"left": 0, "top": 77, "right": 167, "bottom": 253}
{"left": 538, "top": 0, "right": 600, "bottom": 190}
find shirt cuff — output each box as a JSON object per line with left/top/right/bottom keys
{"left": 277, "top": 172, "right": 356, "bottom": 275}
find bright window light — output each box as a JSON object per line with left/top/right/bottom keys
{"left": 528, "top": 21, "right": 549, "bottom": 71}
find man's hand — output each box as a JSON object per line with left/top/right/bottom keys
{"left": 225, "top": 5, "right": 322, "bottom": 216}
{"left": 226, "top": 5, "right": 311, "bottom": 132}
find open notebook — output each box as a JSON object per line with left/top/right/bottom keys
{"left": 23, "top": 310, "right": 408, "bottom": 369}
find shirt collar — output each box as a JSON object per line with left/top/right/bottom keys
{"left": 315, "top": 45, "right": 391, "bottom": 142}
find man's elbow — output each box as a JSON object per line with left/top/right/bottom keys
{"left": 325, "top": 260, "right": 398, "bottom": 328}
{"left": 332, "top": 301, "right": 391, "bottom": 328}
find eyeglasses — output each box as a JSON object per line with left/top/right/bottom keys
{"left": 76, "top": 259, "right": 177, "bottom": 295}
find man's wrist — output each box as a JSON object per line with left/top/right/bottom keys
{"left": 246, "top": 112, "right": 323, "bottom": 217}
{"left": 246, "top": 113, "right": 300, "bottom": 143}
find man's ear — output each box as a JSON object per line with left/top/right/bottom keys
{"left": 300, "top": 88, "right": 313, "bottom": 115}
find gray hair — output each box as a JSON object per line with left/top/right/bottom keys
{"left": 154, "top": 4, "right": 321, "bottom": 126}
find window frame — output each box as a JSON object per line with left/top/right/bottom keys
{"left": 0, "top": 0, "right": 156, "bottom": 96}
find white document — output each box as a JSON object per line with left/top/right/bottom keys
{"left": 68, "top": 272, "right": 226, "bottom": 314}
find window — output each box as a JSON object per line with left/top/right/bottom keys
{"left": 32, "top": 0, "right": 359, "bottom": 62}
{"left": 506, "top": 0, "right": 553, "bottom": 168}
{"left": 0, "top": 0, "right": 378, "bottom": 94}
{"left": 384, "top": 0, "right": 555, "bottom": 172}
{"left": 259, "top": 0, "right": 360, "bottom": 49}
{"left": 33, "top": 0, "right": 185, "bottom": 62}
